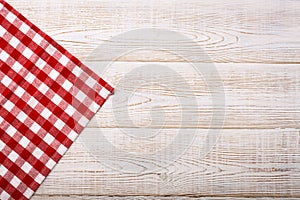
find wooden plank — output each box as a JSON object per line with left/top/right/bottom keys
{"left": 84, "top": 62, "right": 300, "bottom": 129}
{"left": 31, "top": 196, "right": 300, "bottom": 200}
{"left": 33, "top": 128, "right": 300, "bottom": 197}
{"left": 7, "top": 0, "right": 300, "bottom": 63}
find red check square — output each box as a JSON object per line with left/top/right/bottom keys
{"left": 0, "top": 1, "right": 114, "bottom": 199}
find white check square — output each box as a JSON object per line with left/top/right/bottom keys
{"left": 100, "top": 87, "right": 110, "bottom": 99}
{"left": 36, "top": 58, "right": 47, "bottom": 69}
{"left": 12, "top": 62, "right": 23, "bottom": 73}
{"left": 30, "top": 122, "right": 41, "bottom": 134}
{"left": 52, "top": 93, "right": 63, "bottom": 104}
{"left": 59, "top": 55, "right": 69, "bottom": 66}
{"left": 0, "top": 50, "right": 10, "bottom": 62}
{"left": 21, "top": 162, "right": 32, "bottom": 174}
{"left": 6, "top": 125, "right": 17, "bottom": 137}
{"left": 49, "top": 69, "right": 60, "bottom": 80}
{"left": 16, "top": 111, "right": 27, "bottom": 123}
{"left": 34, "top": 173, "right": 45, "bottom": 184}
{"left": 64, "top": 105, "right": 75, "bottom": 116}
{"left": 15, "top": 86, "right": 26, "bottom": 98}
{"left": 72, "top": 66, "right": 82, "bottom": 76}
{"left": 62, "top": 80, "right": 72, "bottom": 91}
{"left": 32, "top": 34, "right": 43, "bottom": 45}
{"left": 75, "top": 90, "right": 86, "bottom": 102}
{"left": 45, "top": 44, "right": 56, "bottom": 56}
{"left": 32, "top": 147, "right": 43, "bottom": 159}
{"left": 57, "top": 144, "right": 67, "bottom": 155}
{"left": 78, "top": 116, "right": 89, "bottom": 127}
{"left": 0, "top": 191, "right": 9, "bottom": 200}
{"left": 1, "top": 75, "right": 12, "bottom": 87}
{"left": 54, "top": 118, "right": 64, "bottom": 130}
{"left": 38, "top": 82, "right": 50, "bottom": 95}
{"left": 3, "top": 100, "right": 14, "bottom": 112}
{"left": 0, "top": 25, "right": 6, "bottom": 37}
{"left": 19, "top": 23, "right": 30, "bottom": 34}
{"left": 44, "top": 133, "right": 55, "bottom": 145}
{"left": 10, "top": 176, "right": 21, "bottom": 188}
{"left": 28, "top": 96, "right": 39, "bottom": 108}
{"left": 24, "top": 72, "right": 35, "bottom": 84}
{"left": 41, "top": 108, "right": 52, "bottom": 119}
{"left": 23, "top": 188, "right": 34, "bottom": 199}
{"left": 23, "top": 47, "right": 34, "bottom": 59}
{"left": 7, "top": 150, "right": 18, "bottom": 162}
{"left": 9, "top": 36, "right": 20, "bottom": 48}
{"left": 0, "top": 165, "right": 8, "bottom": 177}
{"left": 68, "top": 130, "right": 77, "bottom": 141}
{"left": 0, "top": 140, "right": 5, "bottom": 151}
{"left": 89, "top": 101, "right": 100, "bottom": 113}
{"left": 19, "top": 136, "right": 30, "bottom": 148}
{"left": 86, "top": 76, "right": 97, "bottom": 88}
{"left": 6, "top": 12, "right": 17, "bottom": 23}
{"left": 45, "top": 158, "right": 56, "bottom": 169}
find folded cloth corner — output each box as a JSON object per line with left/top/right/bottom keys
{"left": 0, "top": 1, "right": 114, "bottom": 199}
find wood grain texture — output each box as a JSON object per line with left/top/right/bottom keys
{"left": 7, "top": 0, "right": 300, "bottom": 63}
{"left": 4, "top": 0, "right": 300, "bottom": 199}
{"left": 31, "top": 196, "right": 300, "bottom": 200}
{"left": 85, "top": 62, "right": 300, "bottom": 129}
{"left": 32, "top": 128, "right": 300, "bottom": 197}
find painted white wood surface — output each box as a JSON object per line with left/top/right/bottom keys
{"left": 5, "top": 0, "right": 300, "bottom": 199}
{"left": 7, "top": 0, "right": 300, "bottom": 63}
{"left": 31, "top": 197, "right": 300, "bottom": 200}
{"left": 34, "top": 128, "right": 300, "bottom": 198}
{"left": 85, "top": 62, "right": 300, "bottom": 129}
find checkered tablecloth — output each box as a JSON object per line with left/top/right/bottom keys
{"left": 0, "top": 1, "right": 114, "bottom": 199}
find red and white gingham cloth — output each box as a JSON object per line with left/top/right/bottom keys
{"left": 0, "top": 1, "right": 114, "bottom": 199}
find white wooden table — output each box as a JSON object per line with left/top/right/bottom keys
{"left": 7, "top": 0, "right": 300, "bottom": 199}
